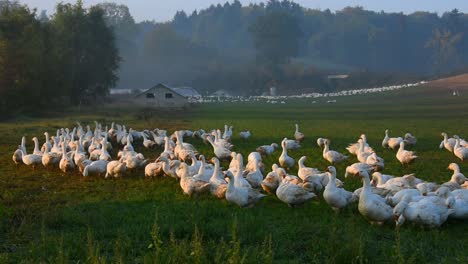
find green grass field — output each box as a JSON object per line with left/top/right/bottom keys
{"left": 1, "top": 84, "right": 468, "bottom": 263}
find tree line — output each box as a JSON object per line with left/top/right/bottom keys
{"left": 0, "top": 0, "right": 119, "bottom": 116}
{"left": 2, "top": 0, "right": 468, "bottom": 116}
{"left": 108, "top": 0, "right": 468, "bottom": 95}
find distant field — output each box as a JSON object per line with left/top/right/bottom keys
{"left": 0, "top": 83, "right": 467, "bottom": 263}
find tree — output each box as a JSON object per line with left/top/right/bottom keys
{"left": 250, "top": 11, "right": 302, "bottom": 64}
{"left": 51, "top": 1, "right": 120, "bottom": 103}
{"left": 425, "top": 28, "right": 462, "bottom": 73}
{"left": 0, "top": 1, "right": 50, "bottom": 114}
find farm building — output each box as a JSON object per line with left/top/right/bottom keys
{"left": 131, "top": 83, "right": 192, "bottom": 108}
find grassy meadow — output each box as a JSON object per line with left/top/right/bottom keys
{"left": 1, "top": 84, "right": 468, "bottom": 263}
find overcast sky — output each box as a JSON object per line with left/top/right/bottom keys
{"left": 20, "top": 0, "right": 468, "bottom": 22}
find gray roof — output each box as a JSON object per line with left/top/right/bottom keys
{"left": 172, "top": 87, "right": 201, "bottom": 98}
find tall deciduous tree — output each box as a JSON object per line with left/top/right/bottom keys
{"left": 51, "top": 1, "right": 120, "bottom": 103}
{"left": 249, "top": 11, "right": 302, "bottom": 65}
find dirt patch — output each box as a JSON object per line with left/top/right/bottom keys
{"left": 427, "top": 73, "right": 468, "bottom": 91}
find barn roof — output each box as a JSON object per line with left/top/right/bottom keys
{"left": 136, "top": 83, "right": 200, "bottom": 98}
{"left": 172, "top": 87, "right": 201, "bottom": 97}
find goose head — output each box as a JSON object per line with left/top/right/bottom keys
{"left": 210, "top": 157, "right": 219, "bottom": 166}
{"left": 199, "top": 155, "right": 206, "bottom": 163}
{"left": 271, "top": 143, "right": 279, "bottom": 149}
{"left": 325, "top": 166, "right": 336, "bottom": 178}
{"left": 224, "top": 170, "right": 234, "bottom": 183}
{"left": 281, "top": 138, "right": 287, "bottom": 150}
{"left": 298, "top": 156, "right": 307, "bottom": 166}
{"left": 447, "top": 163, "right": 459, "bottom": 172}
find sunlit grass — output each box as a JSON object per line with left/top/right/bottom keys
{"left": 0, "top": 85, "right": 467, "bottom": 263}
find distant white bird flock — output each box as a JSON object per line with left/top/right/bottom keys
{"left": 192, "top": 81, "right": 427, "bottom": 104}
{"left": 12, "top": 121, "right": 468, "bottom": 228}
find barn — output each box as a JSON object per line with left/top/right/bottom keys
{"left": 132, "top": 83, "right": 190, "bottom": 108}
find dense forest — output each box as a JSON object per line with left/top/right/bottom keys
{"left": 0, "top": 0, "right": 119, "bottom": 115}
{"left": 111, "top": 0, "right": 468, "bottom": 94}
{"left": 1, "top": 0, "right": 468, "bottom": 115}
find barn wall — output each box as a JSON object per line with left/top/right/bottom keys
{"left": 134, "top": 86, "right": 189, "bottom": 108}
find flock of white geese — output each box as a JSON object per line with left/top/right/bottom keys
{"left": 11, "top": 122, "right": 468, "bottom": 228}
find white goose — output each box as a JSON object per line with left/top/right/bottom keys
{"left": 245, "top": 158, "right": 263, "bottom": 188}
{"left": 233, "top": 153, "right": 251, "bottom": 188}
{"left": 239, "top": 131, "right": 251, "bottom": 139}
{"left": 225, "top": 171, "right": 265, "bottom": 207}
{"left": 386, "top": 188, "right": 424, "bottom": 207}
{"left": 256, "top": 143, "right": 278, "bottom": 156}
{"left": 449, "top": 189, "right": 468, "bottom": 219}
{"left": 372, "top": 172, "right": 420, "bottom": 193}
{"left": 345, "top": 163, "right": 374, "bottom": 178}
{"left": 41, "top": 132, "right": 52, "bottom": 153}
{"left": 365, "top": 152, "right": 385, "bottom": 171}
{"left": 316, "top": 138, "right": 328, "bottom": 148}
{"left": 59, "top": 143, "right": 75, "bottom": 173}
{"left": 346, "top": 134, "right": 373, "bottom": 155}
{"left": 83, "top": 159, "right": 108, "bottom": 177}
{"left": 150, "top": 131, "right": 165, "bottom": 146}
{"left": 21, "top": 149, "right": 42, "bottom": 169}
{"left": 160, "top": 136, "right": 176, "bottom": 160}
{"left": 144, "top": 159, "right": 164, "bottom": 178}
{"left": 294, "top": 124, "right": 305, "bottom": 142}
{"left": 124, "top": 135, "right": 134, "bottom": 152}
{"left": 442, "top": 163, "right": 467, "bottom": 190}
{"left": 209, "top": 157, "right": 228, "bottom": 199}
{"left": 105, "top": 161, "right": 127, "bottom": 178}
{"left": 382, "top": 129, "right": 403, "bottom": 149}
{"left": 179, "top": 163, "right": 211, "bottom": 196}
{"left": 276, "top": 174, "right": 316, "bottom": 207}
{"left": 206, "top": 135, "right": 232, "bottom": 160}
{"left": 323, "top": 139, "right": 348, "bottom": 164}
{"left": 245, "top": 152, "right": 263, "bottom": 173}
{"left": 12, "top": 136, "right": 26, "bottom": 165}
{"left": 41, "top": 151, "right": 62, "bottom": 169}
{"left": 323, "top": 166, "right": 357, "bottom": 211}
{"left": 357, "top": 170, "right": 393, "bottom": 225}
{"left": 159, "top": 157, "right": 180, "bottom": 179}
{"left": 284, "top": 139, "right": 301, "bottom": 150}
{"left": 261, "top": 164, "right": 281, "bottom": 194}
{"left": 297, "top": 156, "right": 321, "bottom": 180}
{"left": 222, "top": 125, "right": 233, "bottom": 141}
{"left": 439, "top": 132, "right": 456, "bottom": 152}
{"left": 393, "top": 187, "right": 454, "bottom": 228}
{"left": 141, "top": 132, "right": 156, "bottom": 149}
{"left": 403, "top": 133, "right": 417, "bottom": 146}
{"left": 279, "top": 138, "right": 295, "bottom": 169}
{"left": 357, "top": 139, "right": 373, "bottom": 163}
{"left": 453, "top": 139, "right": 468, "bottom": 161}
{"left": 396, "top": 141, "right": 418, "bottom": 165}
{"left": 192, "top": 156, "right": 215, "bottom": 182}
{"left": 32, "top": 137, "right": 43, "bottom": 156}
{"left": 174, "top": 131, "right": 198, "bottom": 160}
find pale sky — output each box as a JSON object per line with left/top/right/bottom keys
{"left": 20, "top": 0, "right": 468, "bottom": 22}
